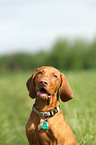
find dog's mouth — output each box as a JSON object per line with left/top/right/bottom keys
{"left": 37, "top": 88, "right": 51, "bottom": 99}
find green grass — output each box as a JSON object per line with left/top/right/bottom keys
{"left": 0, "top": 70, "right": 96, "bottom": 145}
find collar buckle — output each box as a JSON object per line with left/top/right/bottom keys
{"left": 42, "top": 112, "right": 50, "bottom": 117}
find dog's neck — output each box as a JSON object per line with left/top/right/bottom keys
{"left": 35, "top": 94, "right": 59, "bottom": 112}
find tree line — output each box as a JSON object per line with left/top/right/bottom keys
{"left": 0, "top": 38, "right": 96, "bottom": 72}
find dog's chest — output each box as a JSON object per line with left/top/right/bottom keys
{"left": 27, "top": 118, "right": 58, "bottom": 144}
{"left": 26, "top": 110, "right": 69, "bottom": 144}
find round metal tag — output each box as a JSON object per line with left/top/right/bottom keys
{"left": 41, "top": 122, "right": 48, "bottom": 130}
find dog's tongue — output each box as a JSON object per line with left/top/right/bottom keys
{"left": 37, "top": 91, "right": 51, "bottom": 99}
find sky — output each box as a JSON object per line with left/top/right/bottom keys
{"left": 0, "top": 0, "right": 96, "bottom": 55}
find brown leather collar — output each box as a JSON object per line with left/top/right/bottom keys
{"left": 33, "top": 104, "right": 60, "bottom": 120}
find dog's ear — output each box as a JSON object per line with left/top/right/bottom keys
{"left": 26, "top": 74, "right": 36, "bottom": 99}
{"left": 60, "top": 73, "right": 74, "bottom": 102}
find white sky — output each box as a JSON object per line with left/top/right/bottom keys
{"left": 0, "top": 0, "right": 96, "bottom": 55}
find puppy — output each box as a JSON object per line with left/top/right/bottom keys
{"left": 26, "top": 66, "right": 77, "bottom": 145}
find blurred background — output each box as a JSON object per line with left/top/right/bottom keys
{"left": 0, "top": 0, "right": 96, "bottom": 145}
{"left": 0, "top": 0, "right": 96, "bottom": 71}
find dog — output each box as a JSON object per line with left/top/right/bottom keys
{"left": 26, "top": 66, "right": 77, "bottom": 145}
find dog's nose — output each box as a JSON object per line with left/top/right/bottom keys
{"left": 39, "top": 79, "right": 48, "bottom": 86}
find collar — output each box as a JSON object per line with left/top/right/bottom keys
{"left": 33, "top": 104, "right": 60, "bottom": 120}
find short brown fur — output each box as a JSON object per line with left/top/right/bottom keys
{"left": 26, "top": 66, "right": 77, "bottom": 145}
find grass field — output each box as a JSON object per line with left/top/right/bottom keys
{"left": 0, "top": 70, "right": 96, "bottom": 145}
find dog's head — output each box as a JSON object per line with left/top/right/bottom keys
{"left": 26, "top": 66, "right": 73, "bottom": 102}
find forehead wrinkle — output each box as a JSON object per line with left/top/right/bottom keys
{"left": 34, "top": 66, "right": 61, "bottom": 78}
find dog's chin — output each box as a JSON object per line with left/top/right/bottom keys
{"left": 36, "top": 90, "right": 51, "bottom": 100}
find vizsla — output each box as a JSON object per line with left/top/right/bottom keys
{"left": 26, "top": 66, "right": 77, "bottom": 145}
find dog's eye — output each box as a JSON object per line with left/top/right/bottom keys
{"left": 52, "top": 74, "right": 57, "bottom": 78}
{"left": 37, "top": 71, "right": 43, "bottom": 75}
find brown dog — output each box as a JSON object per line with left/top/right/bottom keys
{"left": 26, "top": 66, "right": 77, "bottom": 145}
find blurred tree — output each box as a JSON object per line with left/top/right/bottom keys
{"left": 0, "top": 38, "right": 96, "bottom": 72}
{"left": 49, "top": 38, "right": 71, "bottom": 69}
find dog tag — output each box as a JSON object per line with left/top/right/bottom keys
{"left": 41, "top": 122, "right": 48, "bottom": 130}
